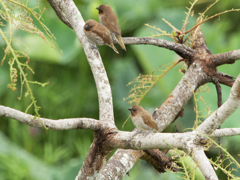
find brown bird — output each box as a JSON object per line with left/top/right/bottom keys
{"left": 83, "top": 19, "right": 119, "bottom": 54}
{"left": 128, "top": 105, "right": 158, "bottom": 133}
{"left": 96, "top": 4, "right": 126, "bottom": 51}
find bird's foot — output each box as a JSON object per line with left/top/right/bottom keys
{"left": 144, "top": 130, "right": 153, "bottom": 137}
{"left": 133, "top": 130, "right": 143, "bottom": 137}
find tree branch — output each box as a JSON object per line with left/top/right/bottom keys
{"left": 107, "top": 131, "right": 189, "bottom": 150}
{"left": 192, "top": 149, "right": 218, "bottom": 180}
{"left": 121, "top": 37, "right": 196, "bottom": 58}
{"left": 50, "top": 0, "right": 115, "bottom": 179}
{"left": 214, "top": 72, "right": 235, "bottom": 87}
{"left": 98, "top": 149, "right": 143, "bottom": 179}
{"left": 5, "top": 1, "right": 240, "bottom": 179}
{"left": 0, "top": 105, "right": 112, "bottom": 131}
{"left": 197, "top": 74, "right": 240, "bottom": 135}
{"left": 47, "top": 0, "right": 196, "bottom": 59}
{"left": 54, "top": 0, "right": 114, "bottom": 122}
{"left": 211, "top": 128, "right": 240, "bottom": 137}
{"left": 212, "top": 77, "right": 222, "bottom": 108}
{"left": 212, "top": 50, "right": 240, "bottom": 66}
{"left": 153, "top": 60, "right": 210, "bottom": 132}
{"left": 212, "top": 77, "right": 223, "bottom": 161}
{"left": 45, "top": 1, "right": 196, "bottom": 59}
{"left": 76, "top": 132, "right": 114, "bottom": 180}
{"left": 47, "top": 0, "right": 72, "bottom": 29}
{"left": 3, "top": 103, "right": 240, "bottom": 149}
{"left": 142, "top": 149, "right": 178, "bottom": 173}
{"left": 99, "top": 148, "right": 178, "bottom": 179}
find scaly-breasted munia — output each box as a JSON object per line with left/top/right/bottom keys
{"left": 128, "top": 105, "right": 158, "bottom": 133}
{"left": 83, "top": 19, "right": 119, "bottom": 54}
{"left": 96, "top": 5, "right": 126, "bottom": 51}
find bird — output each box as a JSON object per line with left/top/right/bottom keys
{"left": 83, "top": 19, "right": 119, "bottom": 54}
{"left": 96, "top": 4, "right": 126, "bottom": 51}
{"left": 128, "top": 105, "right": 158, "bottom": 135}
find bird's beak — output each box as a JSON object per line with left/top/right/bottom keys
{"left": 84, "top": 24, "right": 90, "bottom": 30}
{"left": 96, "top": 7, "right": 99, "bottom": 10}
{"left": 128, "top": 107, "right": 132, "bottom": 112}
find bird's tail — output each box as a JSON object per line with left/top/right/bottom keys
{"left": 116, "top": 35, "right": 126, "bottom": 51}
{"left": 108, "top": 43, "right": 119, "bottom": 54}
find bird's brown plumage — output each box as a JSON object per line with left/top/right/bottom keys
{"left": 96, "top": 5, "right": 126, "bottom": 51}
{"left": 128, "top": 105, "right": 158, "bottom": 131}
{"left": 83, "top": 19, "right": 119, "bottom": 54}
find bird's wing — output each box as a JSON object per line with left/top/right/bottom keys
{"left": 101, "top": 15, "right": 121, "bottom": 35}
{"left": 142, "top": 113, "right": 157, "bottom": 130}
{"left": 92, "top": 24, "right": 112, "bottom": 44}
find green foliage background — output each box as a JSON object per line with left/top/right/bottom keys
{"left": 1, "top": 0, "right": 240, "bottom": 179}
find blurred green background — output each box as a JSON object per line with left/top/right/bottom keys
{"left": 1, "top": 0, "right": 240, "bottom": 179}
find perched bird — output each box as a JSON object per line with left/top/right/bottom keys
{"left": 96, "top": 4, "right": 126, "bottom": 51}
{"left": 128, "top": 105, "right": 158, "bottom": 134}
{"left": 83, "top": 19, "right": 119, "bottom": 54}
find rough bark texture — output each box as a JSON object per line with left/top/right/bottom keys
{"left": 153, "top": 61, "right": 210, "bottom": 132}
{"left": 212, "top": 50, "right": 240, "bottom": 66}
{"left": 141, "top": 149, "right": 178, "bottom": 173}
{"left": 55, "top": 0, "right": 114, "bottom": 123}
{"left": 197, "top": 75, "right": 240, "bottom": 135}
{"left": 47, "top": 0, "right": 72, "bottom": 29}
{"left": 192, "top": 149, "right": 218, "bottom": 180}
{"left": 52, "top": 0, "right": 116, "bottom": 179}
{"left": 120, "top": 37, "right": 196, "bottom": 58}
{"left": 98, "top": 149, "right": 143, "bottom": 179}
{"left": 211, "top": 128, "right": 240, "bottom": 137}
{"left": 0, "top": 106, "right": 112, "bottom": 131}
{"left": 77, "top": 131, "right": 114, "bottom": 179}
{"left": 2, "top": 0, "right": 240, "bottom": 179}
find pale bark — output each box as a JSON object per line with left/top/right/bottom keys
{"left": 98, "top": 149, "right": 143, "bottom": 179}
{"left": 47, "top": 0, "right": 72, "bottom": 29}
{"left": 197, "top": 74, "right": 240, "bottom": 135}
{"left": 0, "top": 105, "right": 112, "bottom": 131}
{"left": 107, "top": 131, "right": 187, "bottom": 150}
{"left": 2, "top": 0, "right": 240, "bottom": 179}
{"left": 211, "top": 128, "right": 240, "bottom": 137}
{"left": 54, "top": 0, "right": 114, "bottom": 122}
{"left": 153, "top": 61, "right": 210, "bottom": 132}
{"left": 192, "top": 149, "right": 218, "bottom": 180}
{"left": 53, "top": 0, "right": 115, "bottom": 179}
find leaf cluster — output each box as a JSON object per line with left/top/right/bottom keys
{"left": 0, "top": 0, "right": 60, "bottom": 118}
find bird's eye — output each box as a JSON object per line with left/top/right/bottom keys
{"left": 99, "top": 9, "right": 103, "bottom": 14}
{"left": 84, "top": 25, "right": 93, "bottom": 31}
{"left": 133, "top": 109, "right": 136, "bottom": 112}
{"left": 84, "top": 25, "right": 90, "bottom": 31}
